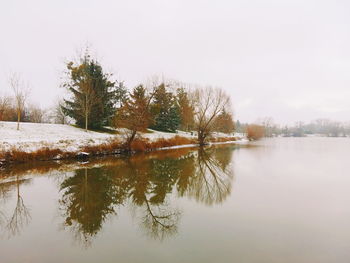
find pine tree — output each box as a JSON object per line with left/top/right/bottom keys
{"left": 150, "top": 83, "right": 180, "bottom": 132}
{"left": 62, "top": 52, "right": 120, "bottom": 130}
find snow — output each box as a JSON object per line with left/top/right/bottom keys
{"left": 0, "top": 121, "right": 245, "bottom": 154}
{"left": 0, "top": 121, "right": 115, "bottom": 152}
{"left": 142, "top": 129, "right": 196, "bottom": 140}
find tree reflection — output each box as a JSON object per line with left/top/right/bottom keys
{"left": 0, "top": 175, "right": 31, "bottom": 237}
{"left": 125, "top": 157, "right": 182, "bottom": 241}
{"left": 187, "top": 147, "right": 233, "bottom": 205}
{"left": 59, "top": 167, "right": 124, "bottom": 246}
{"left": 58, "top": 146, "right": 234, "bottom": 245}
{"left": 140, "top": 200, "right": 180, "bottom": 241}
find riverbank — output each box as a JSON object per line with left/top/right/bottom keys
{"left": 0, "top": 121, "right": 246, "bottom": 165}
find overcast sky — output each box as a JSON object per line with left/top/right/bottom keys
{"left": 1, "top": 0, "right": 349, "bottom": 124}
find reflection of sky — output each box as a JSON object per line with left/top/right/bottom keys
{"left": 0, "top": 146, "right": 234, "bottom": 248}
{"left": 1, "top": 0, "right": 350, "bottom": 124}
{"left": 0, "top": 140, "right": 350, "bottom": 262}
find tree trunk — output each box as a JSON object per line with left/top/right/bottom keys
{"left": 127, "top": 130, "right": 137, "bottom": 151}
{"left": 17, "top": 109, "right": 20, "bottom": 131}
{"left": 85, "top": 93, "right": 88, "bottom": 132}
{"left": 85, "top": 111, "right": 88, "bottom": 132}
{"left": 198, "top": 130, "right": 206, "bottom": 146}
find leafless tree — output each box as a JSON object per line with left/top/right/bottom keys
{"left": 191, "top": 86, "right": 231, "bottom": 145}
{"left": 53, "top": 99, "right": 68, "bottom": 124}
{"left": 27, "top": 104, "right": 44, "bottom": 123}
{"left": 81, "top": 79, "right": 97, "bottom": 132}
{"left": 6, "top": 176, "right": 31, "bottom": 237}
{"left": 0, "top": 94, "right": 10, "bottom": 121}
{"left": 9, "top": 73, "right": 30, "bottom": 130}
{"left": 258, "top": 117, "right": 274, "bottom": 137}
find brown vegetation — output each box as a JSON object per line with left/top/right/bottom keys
{"left": 130, "top": 136, "right": 197, "bottom": 152}
{"left": 80, "top": 139, "right": 123, "bottom": 155}
{"left": 0, "top": 134, "right": 239, "bottom": 165}
{"left": 246, "top": 124, "right": 265, "bottom": 140}
{"left": 114, "top": 85, "right": 153, "bottom": 150}
{"left": 0, "top": 148, "right": 68, "bottom": 163}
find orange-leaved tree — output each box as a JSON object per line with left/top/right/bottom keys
{"left": 114, "top": 85, "right": 153, "bottom": 150}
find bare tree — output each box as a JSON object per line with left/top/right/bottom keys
{"left": 258, "top": 117, "right": 274, "bottom": 137}
{"left": 9, "top": 73, "right": 29, "bottom": 130}
{"left": 27, "top": 104, "right": 44, "bottom": 123}
{"left": 0, "top": 94, "right": 10, "bottom": 121}
{"left": 191, "top": 87, "right": 231, "bottom": 145}
{"left": 53, "top": 99, "right": 68, "bottom": 124}
{"left": 6, "top": 175, "right": 31, "bottom": 237}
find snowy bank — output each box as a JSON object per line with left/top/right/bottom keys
{"left": 0, "top": 121, "right": 245, "bottom": 164}
{"left": 0, "top": 121, "right": 115, "bottom": 152}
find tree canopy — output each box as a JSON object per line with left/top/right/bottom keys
{"left": 62, "top": 53, "right": 123, "bottom": 130}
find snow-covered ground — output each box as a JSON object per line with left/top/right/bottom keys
{"left": 0, "top": 121, "right": 242, "bottom": 153}
{"left": 142, "top": 129, "right": 196, "bottom": 140}
{"left": 0, "top": 121, "right": 116, "bottom": 152}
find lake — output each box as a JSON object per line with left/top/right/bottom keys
{"left": 0, "top": 138, "right": 349, "bottom": 263}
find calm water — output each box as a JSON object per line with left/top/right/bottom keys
{"left": 0, "top": 138, "right": 350, "bottom": 263}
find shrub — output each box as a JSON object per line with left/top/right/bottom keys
{"left": 246, "top": 124, "right": 265, "bottom": 140}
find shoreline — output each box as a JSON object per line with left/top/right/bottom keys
{"left": 0, "top": 136, "right": 246, "bottom": 167}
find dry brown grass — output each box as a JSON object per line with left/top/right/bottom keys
{"left": 0, "top": 147, "right": 72, "bottom": 163}
{"left": 81, "top": 139, "right": 123, "bottom": 155}
{"left": 0, "top": 135, "right": 239, "bottom": 165}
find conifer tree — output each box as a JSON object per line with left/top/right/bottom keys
{"left": 150, "top": 83, "right": 180, "bottom": 132}
{"left": 62, "top": 52, "right": 120, "bottom": 130}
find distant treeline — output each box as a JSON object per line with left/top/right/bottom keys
{"left": 236, "top": 118, "right": 350, "bottom": 137}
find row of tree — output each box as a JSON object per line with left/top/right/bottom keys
{"left": 0, "top": 93, "right": 68, "bottom": 126}
{"left": 0, "top": 51, "right": 235, "bottom": 145}
{"left": 60, "top": 52, "right": 235, "bottom": 146}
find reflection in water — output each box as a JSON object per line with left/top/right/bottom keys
{"left": 186, "top": 148, "right": 233, "bottom": 205}
{"left": 1, "top": 145, "right": 235, "bottom": 246}
{"left": 59, "top": 168, "right": 122, "bottom": 245}
{"left": 0, "top": 175, "right": 31, "bottom": 238}
{"left": 59, "top": 146, "right": 234, "bottom": 245}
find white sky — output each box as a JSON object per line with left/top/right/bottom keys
{"left": 1, "top": 0, "right": 350, "bottom": 125}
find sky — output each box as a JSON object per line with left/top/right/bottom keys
{"left": 1, "top": 0, "right": 350, "bottom": 125}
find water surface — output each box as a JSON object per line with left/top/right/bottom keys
{"left": 0, "top": 138, "right": 349, "bottom": 263}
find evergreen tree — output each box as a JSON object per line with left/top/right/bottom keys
{"left": 150, "top": 83, "right": 180, "bottom": 132}
{"left": 62, "top": 52, "right": 120, "bottom": 130}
